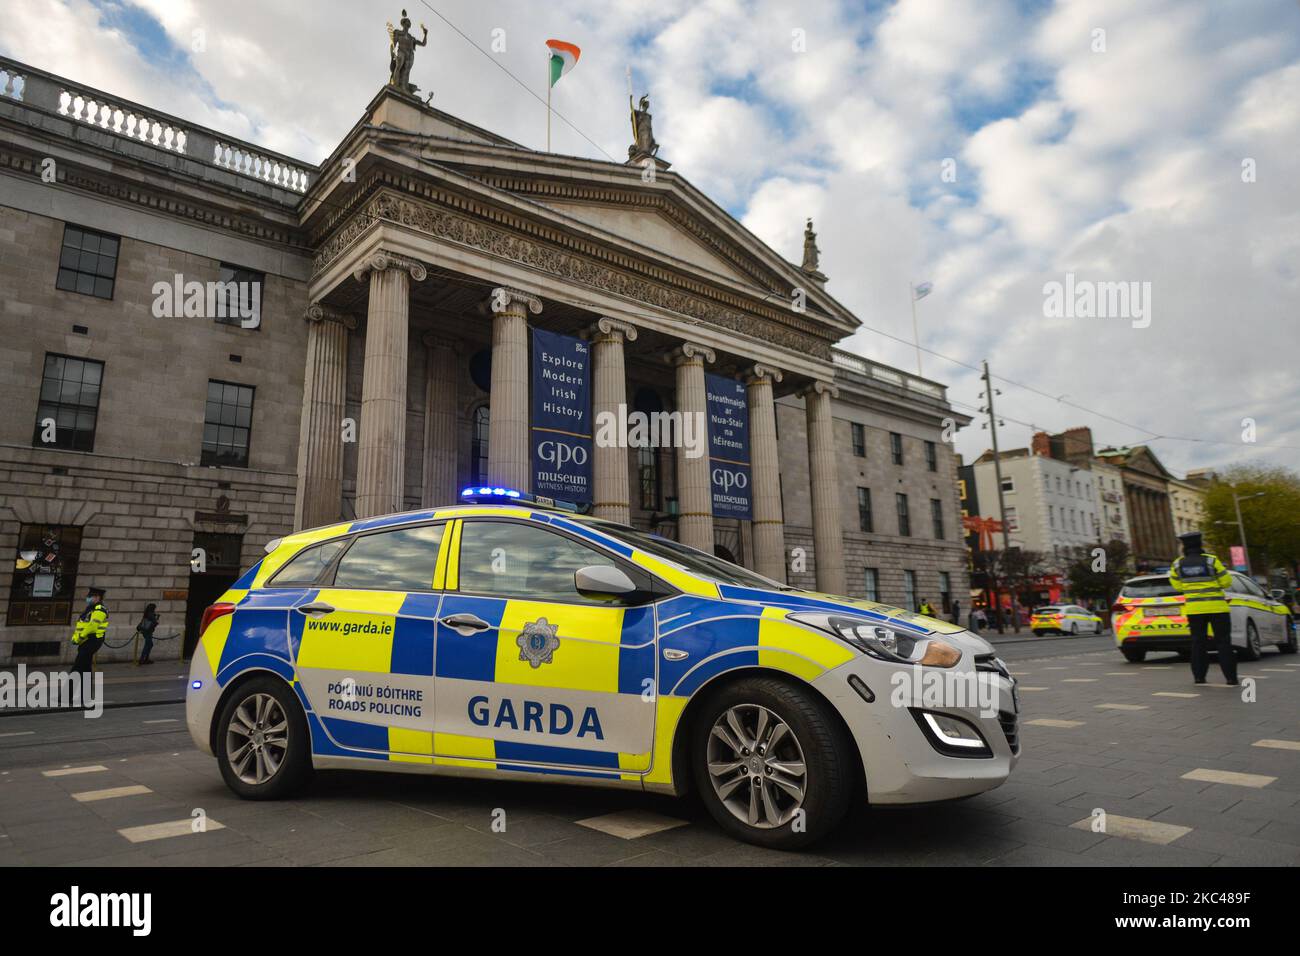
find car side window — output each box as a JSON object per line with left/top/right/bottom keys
{"left": 331, "top": 524, "right": 445, "bottom": 591}
{"left": 269, "top": 540, "right": 347, "bottom": 587}
{"left": 456, "top": 520, "right": 636, "bottom": 603}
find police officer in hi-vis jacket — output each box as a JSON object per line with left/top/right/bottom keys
{"left": 71, "top": 585, "right": 109, "bottom": 674}
{"left": 1168, "top": 532, "right": 1238, "bottom": 685}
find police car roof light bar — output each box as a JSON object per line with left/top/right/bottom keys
{"left": 458, "top": 487, "right": 581, "bottom": 513}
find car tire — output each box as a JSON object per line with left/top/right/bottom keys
{"left": 1070, "top": 622, "right": 1079, "bottom": 636}
{"left": 1279, "top": 618, "right": 1297, "bottom": 654}
{"left": 215, "top": 675, "right": 312, "bottom": 800}
{"left": 1121, "top": 647, "right": 1146, "bottom": 663}
{"left": 1240, "top": 620, "right": 1263, "bottom": 662}
{"left": 692, "top": 675, "right": 856, "bottom": 850}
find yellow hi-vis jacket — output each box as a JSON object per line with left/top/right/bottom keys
{"left": 71, "top": 603, "right": 109, "bottom": 645}
{"left": 1169, "top": 552, "right": 1233, "bottom": 615}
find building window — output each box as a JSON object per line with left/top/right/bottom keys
{"left": 851, "top": 422, "right": 866, "bottom": 457}
{"left": 471, "top": 404, "right": 490, "bottom": 485}
{"left": 55, "top": 224, "right": 119, "bottom": 299}
{"left": 857, "top": 487, "right": 873, "bottom": 532}
{"left": 214, "top": 263, "right": 264, "bottom": 327}
{"left": 33, "top": 354, "right": 104, "bottom": 452}
{"left": 7, "top": 525, "right": 83, "bottom": 626}
{"left": 938, "top": 571, "right": 952, "bottom": 614}
{"left": 1000, "top": 475, "right": 1015, "bottom": 493}
{"left": 1005, "top": 506, "right": 1019, "bottom": 531}
{"left": 890, "top": 432, "right": 904, "bottom": 465}
{"left": 896, "top": 493, "right": 910, "bottom": 536}
{"left": 638, "top": 445, "right": 661, "bottom": 511}
{"left": 903, "top": 569, "right": 917, "bottom": 611}
{"left": 201, "top": 380, "right": 255, "bottom": 468}
{"left": 1049, "top": 505, "right": 1056, "bottom": 528}
{"left": 925, "top": 440, "right": 937, "bottom": 472}
{"left": 864, "top": 567, "right": 880, "bottom": 602}
{"left": 930, "top": 498, "right": 944, "bottom": 539}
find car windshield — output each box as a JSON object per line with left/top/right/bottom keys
{"left": 1121, "top": 577, "right": 1178, "bottom": 599}
{"left": 581, "top": 520, "right": 791, "bottom": 590}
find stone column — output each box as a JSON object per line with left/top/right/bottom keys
{"left": 745, "top": 364, "right": 786, "bottom": 583}
{"left": 487, "top": 287, "right": 542, "bottom": 490}
{"left": 352, "top": 252, "right": 426, "bottom": 519}
{"left": 589, "top": 317, "right": 637, "bottom": 524}
{"left": 293, "top": 304, "right": 355, "bottom": 530}
{"left": 804, "top": 380, "right": 846, "bottom": 594}
{"left": 421, "top": 333, "right": 459, "bottom": 508}
{"left": 669, "top": 342, "right": 715, "bottom": 553}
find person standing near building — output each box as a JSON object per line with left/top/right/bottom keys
{"left": 136, "top": 602, "right": 159, "bottom": 665}
{"left": 1168, "top": 531, "right": 1237, "bottom": 686}
{"left": 919, "top": 598, "right": 936, "bottom": 617}
{"left": 951, "top": 600, "right": 962, "bottom": 626}
{"left": 71, "top": 586, "right": 109, "bottom": 675}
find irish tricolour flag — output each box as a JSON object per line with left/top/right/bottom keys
{"left": 547, "top": 39, "right": 581, "bottom": 87}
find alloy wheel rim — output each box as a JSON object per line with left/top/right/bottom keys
{"left": 226, "top": 693, "right": 289, "bottom": 786}
{"left": 706, "top": 704, "right": 807, "bottom": 829}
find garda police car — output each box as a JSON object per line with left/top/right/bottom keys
{"left": 187, "top": 489, "right": 1019, "bottom": 848}
{"left": 1113, "top": 572, "right": 1296, "bottom": 663}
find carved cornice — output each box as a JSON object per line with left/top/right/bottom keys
{"left": 312, "top": 184, "right": 832, "bottom": 359}
{"left": 668, "top": 342, "right": 716, "bottom": 366}
{"left": 489, "top": 287, "right": 543, "bottom": 316}
{"left": 305, "top": 303, "right": 358, "bottom": 330}
{"left": 351, "top": 250, "right": 428, "bottom": 284}
{"left": 421, "top": 331, "right": 459, "bottom": 350}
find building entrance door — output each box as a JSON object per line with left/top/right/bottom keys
{"left": 183, "top": 532, "right": 243, "bottom": 658}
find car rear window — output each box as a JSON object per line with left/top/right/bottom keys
{"left": 1120, "top": 577, "right": 1177, "bottom": 598}
{"left": 1034, "top": 606, "right": 1064, "bottom": 614}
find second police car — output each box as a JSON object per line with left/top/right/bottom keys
{"left": 1113, "top": 571, "right": 1296, "bottom": 663}
{"left": 187, "top": 489, "right": 1019, "bottom": 849}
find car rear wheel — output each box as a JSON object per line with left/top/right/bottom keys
{"left": 1240, "top": 620, "right": 1263, "bottom": 662}
{"left": 692, "top": 676, "right": 855, "bottom": 850}
{"left": 1121, "top": 647, "right": 1146, "bottom": 663}
{"left": 216, "top": 676, "right": 312, "bottom": 799}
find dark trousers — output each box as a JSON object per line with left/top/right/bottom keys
{"left": 139, "top": 634, "right": 154, "bottom": 663}
{"left": 71, "top": 637, "right": 103, "bottom": 674}
{"left": 1189, "top": 612, "right": 1236, "bottom": 683}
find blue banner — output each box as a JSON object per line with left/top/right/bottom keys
{"left": 531, "top": 329, "right": 592, "bottom": 504}
{"left": 705, "top": 373, "right": 752, "bottom": 520}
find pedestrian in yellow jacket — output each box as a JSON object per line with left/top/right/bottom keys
{"left": 1168, "top": 532, "right": 1237, "bottom": 685}
{"left": 71, "top": 586, "right": 109, "bottom": 675}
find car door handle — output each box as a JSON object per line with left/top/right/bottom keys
{"left": 440, "top": 613, "right": 492, "bottom": 635}
{"left": 296, "top": 602, "right": 335, "bottom": 616}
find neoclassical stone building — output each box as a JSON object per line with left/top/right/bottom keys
{"left": 0, "top": 56, "right": 970, "bottom": 664}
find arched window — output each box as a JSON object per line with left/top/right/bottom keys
{"left": 471, "top": 404, "right": 490, "bottom": 486}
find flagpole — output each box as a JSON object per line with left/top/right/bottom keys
{"left": 546, "top": 55, "right": 551, "bottom": 152}
{"left": 910, "top": 282, "right": 923, "bottom": 376}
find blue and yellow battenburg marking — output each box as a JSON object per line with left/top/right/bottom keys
{"left": 198, "top": 495, "right": 871, "bottom": 789}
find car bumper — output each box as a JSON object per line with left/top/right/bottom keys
{"left": 185, "top": 649, "right": 219, "bottom": 756}
{"left": 812, "top": 654, "right": 1019, "bottom": 805}
{"left": 1117, "top": 633, "right": 1191, "bottom": 652}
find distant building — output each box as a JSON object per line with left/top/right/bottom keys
{"left": 1168, "top": 470, "right": 1213, "bottom": 537}
{"left": 1094, "top": 445, "right": 1179, "bottom": 569}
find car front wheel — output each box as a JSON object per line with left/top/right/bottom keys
{"left": 216, "top": 676, "right": 312, "bottom": 799}
{"left": 693, "top": 676, "right": 855, "bottom": 850}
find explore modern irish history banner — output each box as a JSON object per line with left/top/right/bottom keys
{"left": 530, "top": 328, "right": 592, "bottom": 503}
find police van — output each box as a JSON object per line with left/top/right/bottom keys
{"left": 187, "top": 489, "right": 1019, "bottom": 848}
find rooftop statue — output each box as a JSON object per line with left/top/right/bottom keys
{"left": 387, "top": 9, "right": 428, "bottom": 97}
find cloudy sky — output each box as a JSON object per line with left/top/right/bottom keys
{"left": 4, "top": 0, "right": 1298, "bottom": 476}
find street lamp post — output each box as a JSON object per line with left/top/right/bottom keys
{"left": 1229, "top": 490, "right": 1266, "bottom": 577}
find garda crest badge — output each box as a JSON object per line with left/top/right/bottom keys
{"left": 517, "top": 617, "right": 560, "bottom": 668}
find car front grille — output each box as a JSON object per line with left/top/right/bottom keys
{"left": 998, "top": 710, "right": 1020, "bottom": 754}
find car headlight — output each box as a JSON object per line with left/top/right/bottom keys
{"left": 788, "top": 612, "right": 962, "bottom": 667}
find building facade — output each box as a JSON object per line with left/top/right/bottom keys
{"left": 1094, "top": 445, "right": 1179, "bottom": 569}
{"left": 0, "top": 57, "right": 970, "bottom": 664}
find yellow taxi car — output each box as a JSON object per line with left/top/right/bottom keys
{"left": 1029, "top": 605, "right": 1104, "bottom": 636}
{"left": 186, "top": 488, "right": 1020, "bottom": 849}
{"left": 1113, "top": 572, "right": 1296, "bottom": 663}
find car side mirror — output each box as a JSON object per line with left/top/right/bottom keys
{"left": 575, "top": 565, "right": 638, "bottom": 600}
{"left": 1270, "top": 589, "right": 1286, "bottom": 601}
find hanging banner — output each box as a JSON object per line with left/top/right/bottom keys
{"left": 705, "top": 373, "right": 752, "bottom": 520}
{"left": 530, "top": 328, "right": 592, "bottom": 504}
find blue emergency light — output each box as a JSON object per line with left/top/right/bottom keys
{"left": 458, "top": 486, "right": 581, "bottom": 512}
